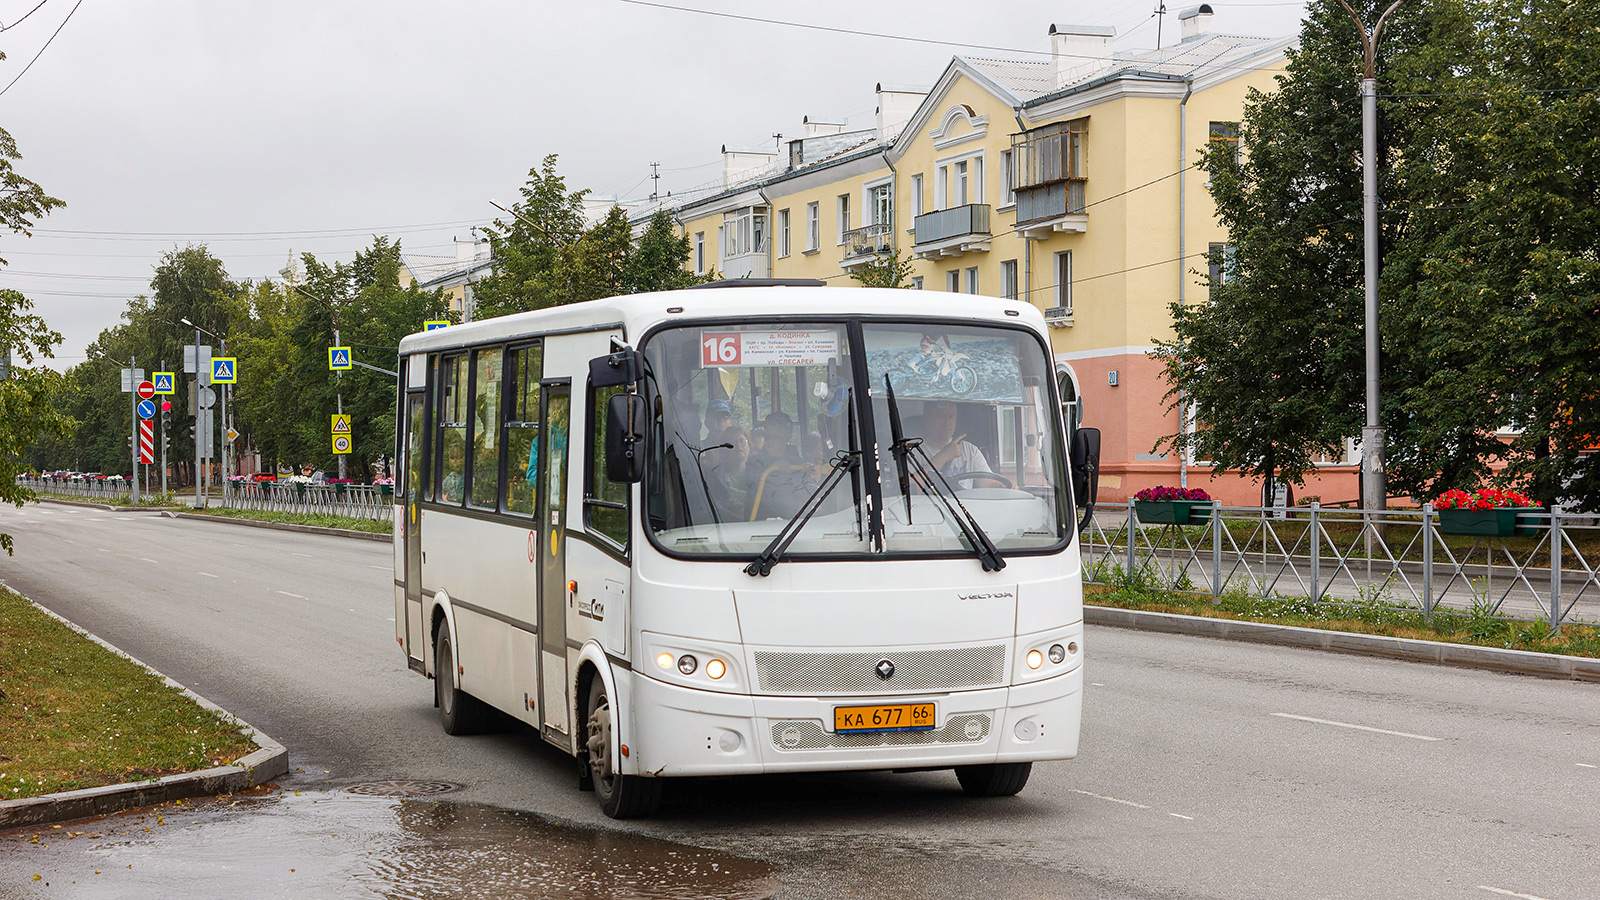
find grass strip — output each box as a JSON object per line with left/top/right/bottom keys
{"left": 185, "top": 507, "right": 392, "bottom": 535}
{"left": 27, "top": 489, "right": 180, "bottom": 508}
{"left": 1087, "top": 580, "right": 1600, "bottom": 659}
{"left": 0, "top": 587, "right": 257, "bottom": 801}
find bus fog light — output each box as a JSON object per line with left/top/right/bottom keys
{"left": 1048, "top": 644, "right": 1066, "bottom": 664}
{"left": 718, "top": 731, "right": 742, "bottom": 752}
{"left": 1014, "top": 718, "right": 1039, "bottom": 742}
{"left": 706, "top": 658, "right": 726, "bottom": 680}
{"left": 656, "top": 652, "right": 674, "bottom": 669}
{"left": 1026, "top": 649, "right": 1043, "bottom": 670}
{"left": 677, "top": 654, "right": 698, "bottom": 675}
{"left": 1068, "top": 641, "right": 1078, "bottom": 655}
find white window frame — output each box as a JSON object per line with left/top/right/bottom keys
{"left": 934, "top": 148, "right": 986, "bottom": 210}
{"left": 1000, "top": 149, "right": 1015, "bottom": 207}
{"left": 911, "top": 276, "right": 924, "bottom": 290}
{"left": 694, "top": 232, "right": 705, "bottom": 274}
{"left": 862, "top": 176, "right": 894, "bottom": 228}
{"left": 778, "top": 209, "right": 790, "bottom": 258}
{"left": 837, "top": 193, "right": 851, "bottom": 244}
{"left": 911, "top": 174, "right": 923, "bottom": 221}
{"left": 1054, "top": 250, "right": 1073, "bottom": 312}
{"left": 806, "top": 202, "right": 819, "bottom": 252}
{"left": 946, "top": 270, "right": 960, "bottom": 293}
{"left": 965, "top": 266, "right": 979, "bottom": 295}
{"left": 1000, "top": 259, "right": 1017, "bottom": 300}
{"left": 718, "top": 224, "right": 726, "bottom": 268}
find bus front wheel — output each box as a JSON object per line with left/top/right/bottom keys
{"left": 434, "top": 626, "right": 490, "bottom": 735}
{"left": 954, "top": 762, "right": 1032, "bottom": 797}
{"left": 584, "top": 679, "right": 662, "bottom": 818}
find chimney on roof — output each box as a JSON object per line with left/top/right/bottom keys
{"left": 1050, "top": 24, "right": 1116, "bottom": 89}
{"left": 1179, "top": 5, "right": 1215, "bottom": 40}
{"left": 876, "top": 83, "right": 929, "bottom": 142}
{"left": 722, "top": 144, "right": 778, "bottom": 187}
{"left": 803, "top": 115, "right": 846, "bottom": 138}
{"left": 455, "top": 235, "right": 489, "bottom": 260}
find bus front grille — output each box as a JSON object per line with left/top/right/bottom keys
{"left": 770, "top": 714, "right": 993, "bottom": 751}
{"left": 753, "top": 645, "right": 1007, "bottom": 694}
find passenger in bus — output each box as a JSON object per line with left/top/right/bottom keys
{"left": 919, "top": 400, "right": 992, "bottom": 478}
{"left": 744, "top": 412, "right": 808, "bottom": 519}
{"left": 704, "top": 398, "right": 733, "bottom": 443}
{"left": 703, "top": 426, "right": 750, "bottom": 520}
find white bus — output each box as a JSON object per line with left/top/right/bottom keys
{"left": 393, "top": 282, "right": 1100, "bottom": 818}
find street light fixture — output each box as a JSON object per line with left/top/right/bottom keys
{"left": 291, "top": 285, "right": 350, "bottom": 481}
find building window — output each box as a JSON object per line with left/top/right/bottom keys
{"left": 1000, "top": 149, "right": 1015, "bottom": 205}
{"left": 778, "top": 209, "right": 790, "bottom": 257}
{"left": 722, "top": 209, "right": 767, "bottom": 258}
{"left": 869, "top": 183, "right": 892, "bottom": 227}
{"left": 806, "top": 202, "right": 819, "bottom": 251}
{"left": 1209, "top": 121, "right": 1241, "bottom": 165}
{"left": 965, "top": 266, "right": 979, "bottom": 295}
{"left": 935, "top": 164, "right": 948, "bottom": 210}
{"left": 1012, "top": 118, "right": 1088, "bottom": 189}
{"left": 947, "top": 270, "right": 960, "bottom": 293}
{"left": 1208, "top": 242, "right": 1238, "bottom": 286}
{"left": 694, "top": 232, "right": 705, "bottom": 274}
{"left": 911, "top": 276, "right": 924, "bottom": 290}
{"left": 954, "top": 160, "right": 969, "bottom": 206}
{"left": 1001, "top": 259, "right": 1018, "bottom": 299}
{"left": 717, "top": 225, "right": 726, "bottom": 267}
{"left": 837, "top": 193, "right": 850, "bottom": 243}
{"left": 1054, "top": 250, "right": 1073, "bottom": 311}
{"left": 911, "top": 173, "right": 923, "bottom": 217}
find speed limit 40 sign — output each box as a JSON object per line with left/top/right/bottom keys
{"left": 332, "top": 434, "right": 352, "bottom": 454}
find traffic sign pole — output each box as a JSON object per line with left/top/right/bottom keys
{"left": 129, "top": 355, "right": 140, "bottom": 505}
{"left": 160, "top": 360, "right": 168, "bottom": 497}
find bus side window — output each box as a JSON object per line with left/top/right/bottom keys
{"left": 585, "top": 380, "right": 630, "bottom": 550}
{"left": 504, "top": 344, "right": 542, "bottom": 515}
{"left": 437, "top": 354, "right": 468, "bottom": 504}
{"left": 468, "top": 346, "right": 504, "bottom": 509}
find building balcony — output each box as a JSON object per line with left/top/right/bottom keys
{"left": 839, "top": 222, "right": 893, "bottom": 271}
{"left": 1013, "top": 179, "right": 1088, "bottom": 240}
{"left": 911, "top": 204, "right": 991, "bottom": 259}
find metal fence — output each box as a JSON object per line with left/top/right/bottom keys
{"left": 16, "top": 476, "right": 134, "bottom": 503}
{"left": 1083, "top": 501, "right": 1600, "bottom": 630}
{"left": 223, "top": 481, "right": 394, "bottom": 522}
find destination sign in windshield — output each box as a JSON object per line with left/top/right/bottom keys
{"left": 701, "top": 330, "right": 839, "bottom": 367}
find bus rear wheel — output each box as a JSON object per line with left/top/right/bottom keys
{"left": 584, "top": 679, "right": 662, "bottom": 818}
{"left": 954, "top": 762, "right": 1032, "bottom": 797}
{"left": 434, "top": 626, "right": 490, "bottom": 735}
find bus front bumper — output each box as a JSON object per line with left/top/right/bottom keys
{"left": 627, "top": 665, "right": 1082, "bottom": 777}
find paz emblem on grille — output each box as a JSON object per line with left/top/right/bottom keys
{"left": 875, "top": 659, "right": 895, "bottom": 680}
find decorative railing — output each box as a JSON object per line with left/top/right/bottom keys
{"left": 841, "top": 222, "right": 893, "bottom": 259}
{"left": 225, "top": 481, "right": 394, "bottom": 521}
{"left": 16, "top": 476, "right": 134, "bottom": 502}
{"left": 1082, "top": 501, "right": 1600, "bottom": 630}
{"left": 1014, "top": 179, "right": 1087, "bottom": 224}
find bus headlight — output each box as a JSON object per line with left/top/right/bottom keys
{"left": 706, "top": 658, "right": 727, "bottom": 680}
{"left": 1048, "top": 644, "right": 1066, "bottom": 664}
{"left": 677, "top": 654, "right": 698, "bottom": 675}
{"left": 1026, "top": 649, "right": 1044, "bottom": 670}
{"left": 656, "top": 652, "right": 674, "bottom": 669}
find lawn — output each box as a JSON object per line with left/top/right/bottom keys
{"left": 0, "top": 588, "right": 257, "bottom": 801}
{"left": 186, "top": 507, "right": 392, "bottom": 535}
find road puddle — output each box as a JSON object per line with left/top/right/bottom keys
{"left": 0, "top": 789, "right": 777, "bottom": 898}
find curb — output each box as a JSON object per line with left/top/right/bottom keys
{"left": 1086, "top": 605, "right": 1600, "bottom": 682}
{"left": 162, "top": 511, "right": 393, "bottom": 543}
{"left": 0, "top": 592, "right": 290, "bottom": 831}
{"left": 38, "top": 498, "right": 174, "bottom": 513}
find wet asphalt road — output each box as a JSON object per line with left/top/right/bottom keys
{"left": 1, "top": 502, "right": 1598, "bottom": 899}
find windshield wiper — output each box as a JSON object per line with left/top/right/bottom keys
{"left": 883, "top": 374, "right": 1006, "bottom": 572}
{"left": 744, "top": 449, "right": 861, "bottom": 577}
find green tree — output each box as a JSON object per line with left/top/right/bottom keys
{"left": 624, "top": 210, "right": 703, "bottom": 293}
{"left": 1, "top": 291, "right": 72, "bottom": 554}
{"left": 849, "top": 249, "right": 916, "bottom": 289}
{"left": 472, "top": 155, "right": 589, "bottom": 318}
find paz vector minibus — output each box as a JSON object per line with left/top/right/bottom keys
{"left": 393, "top": 282, "right": 1101, "bottom": 818}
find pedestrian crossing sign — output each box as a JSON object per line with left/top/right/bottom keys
{"left": 328, "top": 347, "right": 352, "bottom": 371}
{"left": 424, "top": 320, "right": 449, "bottom": 331}
{"left": 211, "top": 357, "right": 237, "bottom": 384}
{"left": 152, "top": 372, "right": 176, "bottom": 395}
{"left": 331, "top": 414, "right": 351, "bottom": 434}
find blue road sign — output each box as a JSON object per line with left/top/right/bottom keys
{"left": 328, "top": 347, "right": 352, "bottom": 371}
{"left": 137, "top": 399, "right": 156, "bottom": 420}
{"left": 152, "top": 372, "right": 175, "bottom": 394}
{"left": 211, "top": 357, "right": 237, "bottom": 383}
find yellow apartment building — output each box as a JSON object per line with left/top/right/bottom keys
{"left": 644, "top": 7, "right": 1352, "bottom": 505}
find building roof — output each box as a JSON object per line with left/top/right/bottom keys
{"left": 402, "top": 253, "right": 494, "bottom": 289}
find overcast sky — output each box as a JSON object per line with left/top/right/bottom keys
{"left": 1, "top": 0, "right": 1308, "bottom": 369}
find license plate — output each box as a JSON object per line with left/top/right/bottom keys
{"left": 833, "top": 702, "right": 936, "bottom": 733}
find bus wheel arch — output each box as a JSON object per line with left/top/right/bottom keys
{"left": 573, "top": 645, "right": 621, "bottom": 774}
{"left": 428, "top": 595, "right": 459, "bottom": 689}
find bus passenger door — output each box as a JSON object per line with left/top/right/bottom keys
{"left": 403, "top": 391, "right": 426, "bottom": 668}
{"left": 538, "top": 385, "right": 572, "bottom": 745}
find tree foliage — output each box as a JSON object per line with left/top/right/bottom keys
{"left": 849, "top": 249, "right": 917, "bottom": 289}
{"left": 1155, "top": 0, "right": 1598, "bottom": 508}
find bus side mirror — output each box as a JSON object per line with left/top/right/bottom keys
{"left": 1071, "top": 427, "right": 1101, "bottom": 508}
{"left": 589, "top": 347, "right": 641, "bottom": 388}
{"left": 606, "top": 392, "right": 648, "bottom": 483}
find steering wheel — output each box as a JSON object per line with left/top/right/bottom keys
{"left": 952, "top": 471, "right": 1014, "bottom": 489}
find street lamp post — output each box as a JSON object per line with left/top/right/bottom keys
{"left": 292, "top": 286, "right": 348, "bottom": 481}
{"left": 182, "top": 318, "right": 231, "bottom": 506}
{"left": 1335, "top": 0, "right": 1404, "bottom": 515}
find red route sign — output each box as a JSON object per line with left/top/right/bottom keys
{"left": 138, "top": 420, "right": 154, "bottom": 464}
{"left": 136, "top": 380, "right": 155, "bottom": 400}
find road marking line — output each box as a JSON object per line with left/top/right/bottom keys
{"left": 1579, "top": 763, "right": 1596, "bottom": 769}
{"left": 1271, "top": 713, "right": 1441, "bottom": 742}
{"left": 367, "top": 565, "right": 390, "bottom": 570}
{"left": 98, "top": 548, "right": 110, "bottom": 552}
{"left": 1071, "top": 789, "right": 1150, "bottom": 809}
{"left": 292, "top": 552, "right": 313, "bottom": 558}
{"left": 1478, "top": 886, "right": 1555, "bottom": 900}
{"left": 197, "top": 572, "right": 219, "bottom": 578}
{"left": 275, "top": 591, "right": 305, "bottom": 599}
{"left": 1169, "top": 813, "right": 1194, "bottom": 820}
{"left": 59, "top": 538, "right": 75, "bottom": 544}
{"left": 1091, "top": 682, "right": 1105, "bottom": 687}
{"left": 138, "top": 557, "right": 157, "bottom": 563}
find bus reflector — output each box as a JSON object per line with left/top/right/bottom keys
{"left": 620, "top": 744, "right": 629, "bottom": 757}
{"left": 567, "top": 579, "right": 578, "bottom": 593}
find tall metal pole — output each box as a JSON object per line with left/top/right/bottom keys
{"left": 130, "top": 355, "right": 140, "bottom": 505}
{"left": 160, "top": 359, "right": 168, "bottom": 498}
{"left": 193, "top": 326, "right": 204, "bottom": 509}
{"left": 1335, "top": 0, "right": 1403, "bottom": 515}
{"left": 220, "top": 336, "right": 228, "bottom": 505}
{"left": 334, "top": 323, "right": 346, "bottom": 481}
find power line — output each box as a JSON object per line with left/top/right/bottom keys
{"left": 0, "top": 0, "right": 80, "bottom": 99}
{"left": 0, "top": 0, "right": 51, "bottom": 32}
{"left": 31, "top": 216, "right": 486, "bottom": 239}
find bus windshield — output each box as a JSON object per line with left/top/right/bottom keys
{"left": 642, "top": 319, "right": 1069, "bottom": 559}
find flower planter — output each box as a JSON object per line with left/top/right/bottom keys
{"left": 1437, "top": 507, "right": 1519, "bottom": 537}
{"left": 334, "top": 483, "right": 347, "bottom": 496}
{"left": 1135, "top": 499, "right": 1212, "bottom": 526}
{"left": 378, "top": 485, "right": 393, "bottom": 498}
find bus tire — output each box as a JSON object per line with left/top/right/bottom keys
{"left": 584, "top": 678, "right": 661, "bottom": 818}
{"left": 954, "top": 762, "right": 1032, "bottom": 797}
{"left": 434, "top": 626, "right": 490, "bottom": 735}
